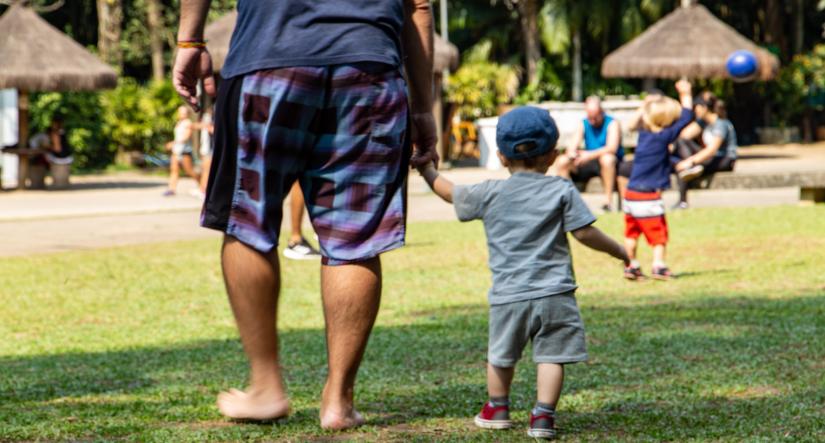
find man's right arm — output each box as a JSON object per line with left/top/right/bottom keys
{"left": 173, "top": 0, "right": 215, "bottom": 109}
{"left": 566, "top": 122, "right": 584, "bottom": 158}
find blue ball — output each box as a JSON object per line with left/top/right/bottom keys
{"left": 726, "top": 50, "right": 758, "bottom": 81}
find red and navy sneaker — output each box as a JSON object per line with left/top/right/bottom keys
{"left": 624, "top": 264, "right": 645, "bottom": 281}
{"left": 527, "top": 410, "right": 556, "bottom": 439}
{"left": 651, "top": 266, "right": 674, "bottom": 280}
{"left": 473, "top": 401, "right": 512, "bottom": 430}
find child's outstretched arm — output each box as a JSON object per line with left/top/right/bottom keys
{"left": 418, "top": 163, "right": 454, "bottom": 203}
{"left": 572, "top": 225, "right": 630, "bottom": 265}
{"left": 676, "top": 79, "right": 693, "bottom": 109}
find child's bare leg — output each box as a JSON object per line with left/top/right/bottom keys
{"left": 536, "top": 363, "right": 564, "bottom": 407}
{"left": 168, "top": 157, "right": 180, "bottom": 192}
{"left": 487, "top": 364, "right": 514, "bottom": 398}
{"left": 624, "top": 237, "right": 638, "bottom": 263}
{"left": 653, "top": 244, "right": 667, "bottom": 268}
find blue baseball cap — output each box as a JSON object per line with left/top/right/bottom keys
{"left": 496, "top": 106, "right": 559, "bottom": 160}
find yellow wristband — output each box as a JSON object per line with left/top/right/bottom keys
{"left": 177, "top": 40, "right": 207, "bottom": 49}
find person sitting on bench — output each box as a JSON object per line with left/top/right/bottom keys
{"left": 672, "top": 92, "right": 738, "bottom": 209}
{"left": 553, "top": 96, "right": 625, "bottom": 211}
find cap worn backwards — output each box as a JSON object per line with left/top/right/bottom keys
{"left": 496, "top": 106, "right": 559, "bottom": 160}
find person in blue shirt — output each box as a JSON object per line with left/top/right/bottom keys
{"left": 623, "top": 80, "right": 694, "bottom": 281}
{"left": 554, "top": 96, "right": 624, "bottom": 212}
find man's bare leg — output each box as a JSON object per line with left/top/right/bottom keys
{"left": 319, "top": 257, "right": 382, "bottom": 430}
{"left": 216, "top": 236, "right": 290, "bottom": 421}
{"left": 599, "top": 154, "right": 617, "bottom": 207}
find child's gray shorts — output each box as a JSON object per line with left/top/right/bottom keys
{"left": 488, "top": 292, "right": 588, "bottom": 368}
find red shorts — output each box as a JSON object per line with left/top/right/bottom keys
{"left": 623, "top": 190, "right": 668, "bottom": 246}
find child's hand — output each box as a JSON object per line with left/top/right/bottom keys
{"left": 416, "top": 161, "right": 436, "bottom": 175}
{"left": 675, "top": 79, "right": 692, "bottom": 96}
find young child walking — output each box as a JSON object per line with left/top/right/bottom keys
{"left": 417, "top": 107, "right": 629, "bottom": 439}
{"left": 623, "top": 80, "right": 694, "bottom": 281}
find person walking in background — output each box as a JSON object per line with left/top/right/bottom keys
{"left": 164, "top": 105, "right": 201, "bottom": 197}
{"left": 173, "top": 0, "right": 436, "bottom": 429}
{"left": 198, "top": 106, "right": 214, "bottom": 193}
{"left": 553, "top": 96, "right": 625, "bottom": 211}
{"left": 672, "top": 92, "right": 738, "bottom": 209}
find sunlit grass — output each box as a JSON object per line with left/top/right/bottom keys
{"left": 2, "top": 206, "right": 824, "bottom": 441}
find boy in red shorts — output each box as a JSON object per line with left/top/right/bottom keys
{"left": 624, "top": 80, "right": 693, "bottom": 280}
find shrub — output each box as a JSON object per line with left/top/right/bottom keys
{"left": 772, "top": 44, "right": 825, "bottom": 126}
{"left": 100, "top": 78, "right": 181, "bottom": 155}
{"left": 30, "top": 91, "right": 112, "bottom": 171}
{"left": 29, "top": 79, "right": 182, "bottom": 172}
{"left": 446, "top": 40, "right": 520, "bottom": 120}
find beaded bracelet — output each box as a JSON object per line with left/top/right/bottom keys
{"left": 177, "top": 40, "right": 208, "bottom": 49}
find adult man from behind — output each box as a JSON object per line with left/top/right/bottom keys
{"left": 554, "top": 96, "right": 624, "bottom": 211}
{"left": 173, "top": 0, "right": 436, "bottom": 430}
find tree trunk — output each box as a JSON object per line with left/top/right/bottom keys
{"left": 764, "top": 0, "right": 786, "bottom": 60}
{"left": 96, "top": 0, "right": 123, "bottom": 70}
{"left": 572, "top": 27, "right": 582, "bottom": 102}
{"left": 146, "top": 0, "right": 165, "bottom": 81}
{"left": 518, "top": 0, "right": 541, "bottom": 85}
{"left": 793, "top": 0, "right": 804, "bottom": 54}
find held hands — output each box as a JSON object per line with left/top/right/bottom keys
{"left": 410, "top": 112, "right": 439, "bottom": 170}
{"left": 172, "top": 47, "right": 216, "bottom": 112}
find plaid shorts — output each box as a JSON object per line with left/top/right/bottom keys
{"left": 201, "top": 63, "right": 410, "bottom": 265}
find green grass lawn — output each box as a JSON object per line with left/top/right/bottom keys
{"left": 2, "top": 206, "right": 824, "bottom": 442}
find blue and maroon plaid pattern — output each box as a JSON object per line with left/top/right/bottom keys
{"left": 202, "top": 63, "right": 409, "bottom": 264}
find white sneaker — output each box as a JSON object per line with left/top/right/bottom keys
{"left": 283, "top": 238, "right": 321, "bottom": 260}
{"left": 678, "top": 164, "right": 704, "bottom": 182}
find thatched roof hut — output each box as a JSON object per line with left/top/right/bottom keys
{"left": 601, "top": 4, "right": 779, "bottom": 81}
{"left": 205, "top": 11, "right": 459, "bottom": 73}
{"left": 0, "top": 3, "right": 118, "bottom": 91}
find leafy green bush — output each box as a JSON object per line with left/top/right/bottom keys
{"left": 100, "top": 78, "right": 180, "bottom": 154}
{"left": 515, "top": 59, "right": 566, "bottom": 104}
{"left": 30, "top": 91, "right": 112, "bottom": 171}
{"left": 446, "top": 40, "right": 520, "bottom": 120}
{"left": 772, "top": 44, "right": 825, "bottom": 125}
{"left": 29, "top": 79, "right": 182, "bottom": 172}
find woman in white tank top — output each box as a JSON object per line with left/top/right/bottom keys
{"left": 164, "top": 106, "right": 201, "bottom": 197}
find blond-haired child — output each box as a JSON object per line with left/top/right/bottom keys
{"left": 623, "top": 80, "right": 694, "bottom": 280}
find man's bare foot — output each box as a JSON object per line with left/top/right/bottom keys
{"left": 320, "top": 408, "right": 366, "bottom": 430}
{"left": 216, "top": 387, "right": 290, "bottom": 422}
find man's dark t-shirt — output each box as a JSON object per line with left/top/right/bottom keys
{"left": 221, "top": 0, "right": 405, "bottom": 78}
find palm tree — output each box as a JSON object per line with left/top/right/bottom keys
{"left": 96, "top": 0, "right": 123, "bottom": 70}
{"left": 539, "top": 0, "right": 670, "bottom": 100}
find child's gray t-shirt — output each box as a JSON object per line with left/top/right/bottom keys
{"left": 453, "top": 172, "right": 596, "bottom": 305}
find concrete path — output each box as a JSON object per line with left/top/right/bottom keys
{"left": 0, "top": 144, "right": 819, "bottom": 257}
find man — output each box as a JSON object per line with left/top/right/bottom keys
{"left": 554, "top": 96, "right": 624, "bottom": 211}
{"left": 173, "top": 0, "right": 436, "bottom": 430}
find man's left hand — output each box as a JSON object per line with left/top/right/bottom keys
{"left": 410, "top": 112, "right": 439, "bottom": 169}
